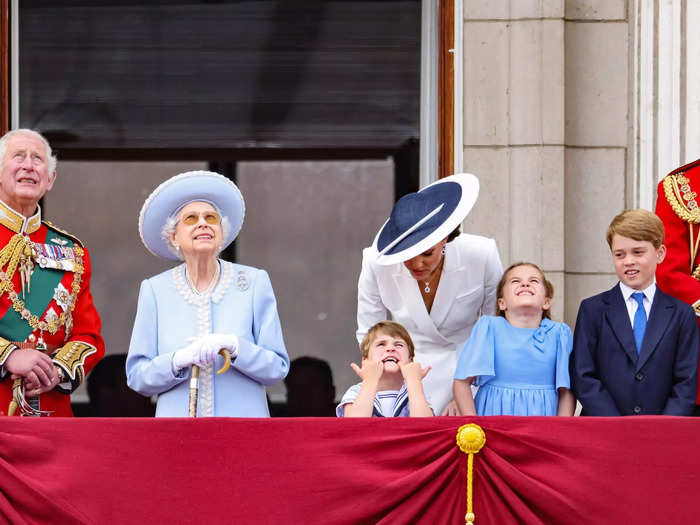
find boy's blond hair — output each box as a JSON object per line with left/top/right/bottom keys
{"left": 360, "top": 321, "right": 415, "bottom": 359}
{"left": 606, "top": 209, "right": 665, "bottom": 249}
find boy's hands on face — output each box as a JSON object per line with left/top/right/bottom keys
{"left": 399, "top": 361, "right": 430, "bottom": 383}
{"left": 350, "top": 358, "right": 384, "bottom": 384}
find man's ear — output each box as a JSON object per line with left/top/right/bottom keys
{"left": 46, "top": 170, "right": 57, "bottom": 191}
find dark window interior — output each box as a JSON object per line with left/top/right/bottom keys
{"left": 19, "top": 0, "right": 420, "bottom": 160}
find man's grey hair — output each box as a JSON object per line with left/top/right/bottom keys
{"left": 0, "top": 129, "right": 57, "bottom": 174}
{"left": 161, "top": 211, "right": 232, "bottom": 260}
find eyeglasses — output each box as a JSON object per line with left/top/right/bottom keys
{"left": 180, "top": 211, "right": 221, "bottom": 225}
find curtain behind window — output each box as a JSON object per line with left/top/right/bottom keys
{"left": 19, "top": 0, "right": 420, "bottom": 152}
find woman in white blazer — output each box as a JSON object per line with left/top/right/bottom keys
{"left": 357, "top": 174, "right": 502, "bottom": 415}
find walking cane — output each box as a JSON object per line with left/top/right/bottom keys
{"left": 188, "top": 349, "right": 232, "bottom": 417}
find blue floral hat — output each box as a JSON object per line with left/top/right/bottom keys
{"left": 372, "top": 173, "right": 479, "bottom": 265}
{"left": 139, "top": 170, "right": 245, "bottom": 260}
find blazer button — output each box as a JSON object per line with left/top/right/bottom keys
{"left": 635, "top": 373, "right": 644, "bottom": 381}
{"left": 633, "top": 406, "right": 642, "bottom": 414}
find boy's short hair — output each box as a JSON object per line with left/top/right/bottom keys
{"left": 360, "top": 321, "right": 415, "bottom": 359}
{"left": 606, "top": 209, "right": 665, "bottom": 249}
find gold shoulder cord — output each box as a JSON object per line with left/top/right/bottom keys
{"left": 663, "top": 175, "right": 700, "bottom": 278}
{"left": 0, "top": 234, "right": 85, "bottom": 336}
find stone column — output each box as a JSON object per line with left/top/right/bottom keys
{"left": 460, "top": 1, "right": 566, "bottom": 319}
{"left": 563, "top": 0, "right": 628, "bottom": 326}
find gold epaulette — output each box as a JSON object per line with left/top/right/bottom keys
{"left": 662, "top": 174, "right": 700, "bottom": 224}
{"left": 53, "top": 341, "right": 97, "bottom": 382}
{"left": 42, "top": 220, "right": 85, "bottom": 248}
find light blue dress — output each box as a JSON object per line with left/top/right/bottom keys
{"left": 453, "top": 316, "right": 572, "bottom": 416}
{"left": 126, "top": 260, "right": 289, "bottom": 417}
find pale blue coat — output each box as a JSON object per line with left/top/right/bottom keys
{"left": 126, "top": 260, "right": 289, "bottom": 417}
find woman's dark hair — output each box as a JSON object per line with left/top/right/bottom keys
{"left": 446, "top": 226, "right": 461, "bottom": 243}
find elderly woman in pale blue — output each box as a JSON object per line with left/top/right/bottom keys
{"left": 126, "top": 171, "right": 289, "bottom": 416}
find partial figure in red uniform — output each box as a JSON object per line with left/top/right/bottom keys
{"left": 0, "top": 129, "right": 104, "bottom": 416}
{"left": 656, "top": 158, "right": 700, "bottom": 414}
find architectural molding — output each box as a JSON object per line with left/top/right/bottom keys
{"left": 9, "top": 0, "right": 16, "bottom": 130}
{"left": 630, "top": 0, "right": 698, "bottom": 209}
{"left": 453, "top": 0, "right": 463, "bottom": 175}
{"left": 420, "top": 0, "right": 439, "bottom": 187}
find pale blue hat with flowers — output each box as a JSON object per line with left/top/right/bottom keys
{"left": 139, "top": 170, "right": 245, "bottom": 260}
{"left": 372, "top": 173, "right": 479, "bottom": 265}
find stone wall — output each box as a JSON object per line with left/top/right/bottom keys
{"left": 460, "top": 0, "right": 629, "bottom": 326}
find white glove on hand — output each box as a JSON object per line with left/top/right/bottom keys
{"left": 173, "top": 343, "right": 201, "bottom": 371}
{"left": 191, "top": 333, "right": 239, "bottom": 362}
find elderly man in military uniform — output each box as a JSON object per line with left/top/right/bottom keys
{"left": 0, "top": 129, "right": 104, "bottom": 416}
{"left": 656, "top": 158, "right": 700, "bottom": 415}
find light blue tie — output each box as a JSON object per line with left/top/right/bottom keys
{"left": 632, "top": 292, "right": 647, "bottom": 354}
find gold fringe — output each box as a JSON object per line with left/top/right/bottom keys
{"left": 663, "top": 175, "right": 700, "bottom": 279}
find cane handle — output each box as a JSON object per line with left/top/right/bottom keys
{"left": 217, "top": 349, "right": 231, "bottom": 374}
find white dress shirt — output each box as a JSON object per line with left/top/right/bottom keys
{"left": 619, "top": 281, "right": 656, "bottom": 328}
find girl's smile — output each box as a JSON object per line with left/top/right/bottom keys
{"left": 498, "top": 264, "right": 551, "bottom": 317}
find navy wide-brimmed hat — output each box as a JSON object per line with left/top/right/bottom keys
{"left": 372, "top": 173, "right": 479, "bottom": 265}
{"left": 139, "top": 170, "right": 245, "bottom": 260}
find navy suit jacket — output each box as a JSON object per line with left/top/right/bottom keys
{"left": 570, "top": 284, "right": 698, "bottom": 416}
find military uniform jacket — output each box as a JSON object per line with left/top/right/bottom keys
{"left": 655, "top": 159, "right": 700, "bottom": 403}
{"left": 0, "top": 201, "right": 105, "bottom": 416}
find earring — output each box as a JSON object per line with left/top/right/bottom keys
{"left": 442, "top": 246, "right": 446, "bottom": 255}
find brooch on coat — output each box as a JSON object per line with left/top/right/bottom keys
{"left": 236, "top": 270, "right": 249, "bottom": 291}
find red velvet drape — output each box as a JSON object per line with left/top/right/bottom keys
{"left": 1, "top": 417, "right": 699, "bottom": 524}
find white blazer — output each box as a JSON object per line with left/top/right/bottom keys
{"left": 357, "top": 233, "right": 503, "bottom": 414}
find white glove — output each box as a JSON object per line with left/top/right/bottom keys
{"left": 172, "top": 341, "right": 212, "bottom": 371}
{"left": 190, "top": 333, "right": 239, "bottom": 362}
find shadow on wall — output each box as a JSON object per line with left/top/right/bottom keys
{"left": 77, "top": 354, "right": 155, "bottom": 417}
{"left": 76, "top": 353, "right": 339, "bottom": 418}
{"left": 270, "top": 356, "right": 337, "bottom": 417}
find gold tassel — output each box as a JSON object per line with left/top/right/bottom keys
{"left": 0, "top": 234, "right": 34, "bottom": 298}
{"left": 456, "top": 424, "right": 486, "bottom": 524}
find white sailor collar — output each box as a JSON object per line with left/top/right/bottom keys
{"left": 0, "top": 199, "right": 41, "bottom": 234}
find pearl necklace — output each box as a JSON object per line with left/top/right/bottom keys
{"left": 185, "top": 260, "right": 221, "bottom": 296}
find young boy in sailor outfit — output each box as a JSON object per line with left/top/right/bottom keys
{"left": 337, "top": 321, "right": 433, "bottom": 417}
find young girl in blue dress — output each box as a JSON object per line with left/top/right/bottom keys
{"left": 453, "top": 262, "right": 575, "bottom": 416}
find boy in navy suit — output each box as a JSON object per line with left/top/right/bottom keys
{"left": 571, "top": 209, "right": 698, "bottom": 416}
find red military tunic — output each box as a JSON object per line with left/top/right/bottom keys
{"left": 0, "top": 201, "right": 104, "bottom": 416}
{"left": 656, "top": 158, "right": 700, "bottom": 403}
